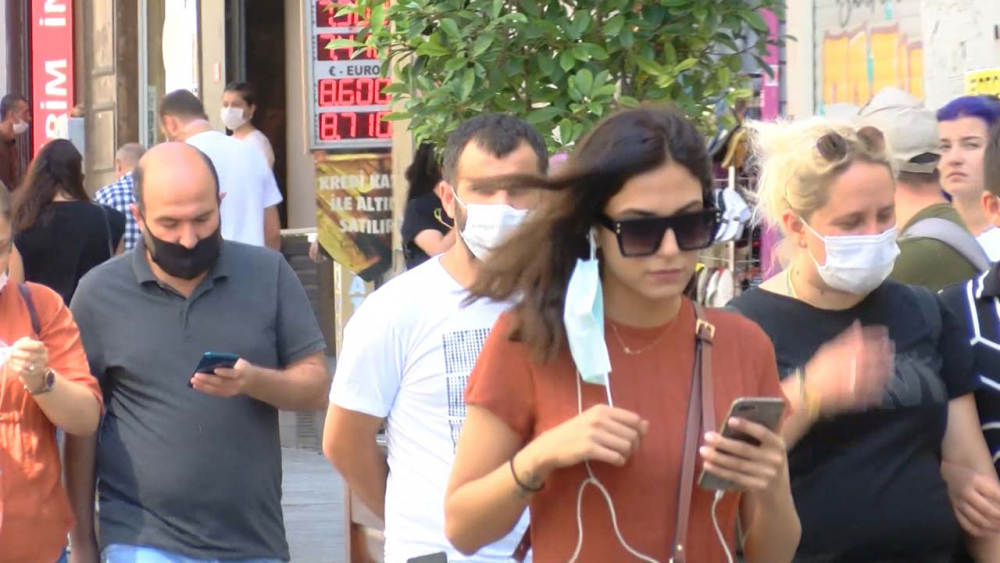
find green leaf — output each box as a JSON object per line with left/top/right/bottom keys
{"left": 674, "top": 57, "right": 698, "bottom": 73}
{"left": 741, "top": 10, "right": 769, "bottom": 33}
{"left": 490, "top": 0, "right": 503, "bottom": 19}
{"left": 324, "top": 38, "right": 366, "bottom": 51}
{"left": 444, "top": 57, "right": 467, "bottom": 72}
{"left": 440, "top": 18, "right": 461, "bottom": 40}
{"left": 604, "top": 14, "right": 625, "bottom": 37}
{"left": 538, "top": 55, "right": 557, "bottom": 75}
{"left": 661, "top": 41, "right": 677, "bottom": 64}
{"left": 575, "top": 69, "right": 594, "bottom": 97}
{"left": 635, "top": 56, "right": 666, "bottom": 76}
{"left": 558, "top": 119, "right": 573, "bottom": 144}
{"left": 526, "top": 106, "right": 563, "bottom": 125}
{"left": 620, "top": 28, "right": 635, "bottom": 49}
{"left": 579, "top": 43, "right": 608, "bottom": 60}
{"left": 381, "top": 111, "right": 411, "bottom": 122}
{"left": 618, "top": 96, "right": 640, "bottom": 108}
{"left": 560, "top": 50, "right": 576, "bottom": 72}
{"left": 572, "top": 44, "right": 591, "bottom": 61}
{"left": 416, "top": 37, "right": 451, "bottom": 57}
{"left": 660, "top": 0, "right": 690, "bottom": 7}
{"left": 369, "top": 2, "right": 386, "bottom": 33}
{"left": 460, "top": 67, "right": 475, "bottom": 100}
{"left": 570, "top": 11, "right": 592, "bottom": 40}
{"left": 472, "top": 35, "right": 494, "bottom": 58}
{"left": 520, "top": 0, "right": 540, "bottom": 17}
{"left": 382, "top": 83, "right": 410, "bottom": 95}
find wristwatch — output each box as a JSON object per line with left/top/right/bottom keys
{"left": 27, "top": 369, "right": 56, "bottom": 396}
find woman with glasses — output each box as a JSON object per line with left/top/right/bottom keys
{"left": 729, "top": 119, "right": 1000, "bottom": 561}
{"left": 443, "top": 107, "right": 800, "bottom": 562}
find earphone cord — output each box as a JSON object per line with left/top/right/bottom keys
{"left": 712, "top": 490, "right": 735, "bottom": 563}
{"left": 565, "top": 372, "right": 658, "bottom": 563}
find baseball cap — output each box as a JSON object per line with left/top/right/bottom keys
{"left": 857, "top": 87, "right": 941, "bottom": 174}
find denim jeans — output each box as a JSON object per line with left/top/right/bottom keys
{"left": 101, "top": 544, "right": 283, "bottom": 563}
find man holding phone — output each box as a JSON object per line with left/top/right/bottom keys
{"left": 64, "top": 142, "right": 330, "bottom": 563}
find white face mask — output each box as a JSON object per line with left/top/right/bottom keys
{"left": 804, "top": 221, "right": 900, "bottom": 295}
{"left": 220, "top": 107, "right": 247, "bottom": 131}
{"left": 0, "top": 271, "right": 7, "bottom": 294}
{"left": 12, "top": 120, "right": 28, "bottom": 135}
{"left": 451, "top": 187, "right": 529, "bottom": 259}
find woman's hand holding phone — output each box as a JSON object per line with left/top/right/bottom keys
{"left": 700, "top": 418, "right": 790, "bottom": 495}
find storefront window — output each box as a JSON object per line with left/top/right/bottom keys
{"left": 140, "top": 0, "right": 201, "bottom": 147}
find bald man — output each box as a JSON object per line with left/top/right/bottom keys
{"left": 65, "top": 142, "right": 330, "bottom": 563}
{"left": 94, "top": 143, "right": 147, "bottom": 251}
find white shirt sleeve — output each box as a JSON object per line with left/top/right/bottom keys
{"left": 246, "top": 130, "right": 276, "bottom": 168}
{"left": 329, "top": 296, "right": 403, "bottom": 418}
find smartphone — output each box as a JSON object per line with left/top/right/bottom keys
{"left": 407, "top": 553, "right": 448, "bottom": 563}
{"left": 193, "top": 352, "right": 240, "bottom": 376}
{"left": 698, "top": 397, "right": 786, "bottom": 491}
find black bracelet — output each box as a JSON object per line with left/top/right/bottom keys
{"left": 509, "top": 455, "right": 543, "bottom": 493}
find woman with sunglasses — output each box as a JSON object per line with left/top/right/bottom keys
{"left": 443, "top": 107, "right": 800, "bottom": 562}
{"left": 729, "top": 119, "right": 1000, "bottom": 561}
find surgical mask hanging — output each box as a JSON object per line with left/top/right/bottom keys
{"left": 220, "top": 107, "right": 248, "bottom": 131}
{"left": 12, "top": 120, "right": 28, "bottom": 135}
{"left": 563, "top": 231, "right": 612, "bottom": 387}
{"left": 804, "top": 221, "right": 900, "bottom": 295}
{"left": 451, "top": 187, "right": 528, "bottom": 259}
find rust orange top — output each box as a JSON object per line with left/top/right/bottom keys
{"left": 0, "top": 282, "right": 101, "bottom": 562}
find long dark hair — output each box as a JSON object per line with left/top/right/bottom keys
{"left": 13, "top": 138, "right": 89, "bottom": 232}
{"left": 469, "top": 106, "right": 713, "bottom": 363}
{"left": 405, "top": 143, "right": 442, "bottom": 202}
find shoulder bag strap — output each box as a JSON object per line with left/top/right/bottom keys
{"left": 670, "top": 302, "right": 716, "bottom": 563}
{"left": 900, "top": 217, "right": 991, "bottom": 272}
{"left": 18, "top": 283, "right": 40, "bottom": 337}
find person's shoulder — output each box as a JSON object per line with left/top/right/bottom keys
{"left": 727, "top": 287, "right": 776, "bottom": 315}
{"left": 73, "top": 253, "right": 133, "bottom": 302}
{"left": 21, "top": 281, "right": 65, "bottom": 312}
{"left": 222, "top": 240, "right": 284, "bottom": 266}
{"left": 703, "top": 305, "right": 771, "bottom": 344}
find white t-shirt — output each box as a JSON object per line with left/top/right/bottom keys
{"left": 242, "top": 129, "right": 275, "bottom": 168}
{"left": 187, "top": 131, "right": 283, "bottom": 247}
{"left": 330, "top": 257, "right": 530, "bottom": 563}
{"left": 978, "top": 227, "right": 1000, "bottom": 262}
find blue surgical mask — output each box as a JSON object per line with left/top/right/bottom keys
{"left": 563, "top": 231, "right": 612, "bottom": 386}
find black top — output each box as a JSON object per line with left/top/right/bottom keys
{"left": 942, "top": 268, "right": 1000, "bottom": 475}
{"left": 730, "top": 281, "right": 977, "bottom": 563}
{"left": 401, "top": 193, "right": 451, "bottom": 270}
{"left": 15, "top": 201, "right": 126, "bottom": 304}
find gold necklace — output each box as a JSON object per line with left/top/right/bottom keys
{"left": 609, "top": 322, "right": 670, "bottom": 355}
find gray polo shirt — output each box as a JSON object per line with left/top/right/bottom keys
{"left": 70, "top": 239, "right": 326, "bottom": 561}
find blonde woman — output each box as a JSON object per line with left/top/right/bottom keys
{"left": 729, "top": 119, "right": 1000, "bottom": 561}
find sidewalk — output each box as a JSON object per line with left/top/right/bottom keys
{"left": 281, "top": 447, "right": 345, "bottom": 562}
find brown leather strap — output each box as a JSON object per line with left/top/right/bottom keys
{"left": 670, "top": 303, "right": 716, "bottom": 563}
{"left": 512, "top": 527, "right": 531, "bottom": 562}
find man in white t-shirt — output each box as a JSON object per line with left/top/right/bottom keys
{"left": 159, "top": 89, "right": 282, "bottom": 249}
{"left": 323, "top": 114, "right": 548, "bottom": 563}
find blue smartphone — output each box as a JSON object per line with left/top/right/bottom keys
{"left": 189, "top": 352, "right": 240, "bottom": 388}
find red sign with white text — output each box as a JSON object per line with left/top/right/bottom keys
{"left": 30, "top": 0, "right": 74, "bottom": 156}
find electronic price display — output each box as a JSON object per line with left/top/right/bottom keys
{"left": 308, "top": 1, "right": 393, "bottom": 150}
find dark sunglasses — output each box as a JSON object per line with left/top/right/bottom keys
{"left": 599, "top": 209, "right": 721, "bottom": 257}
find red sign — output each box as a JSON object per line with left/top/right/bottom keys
{"left": 30, "top": 0, "right": 74, "bottom": 156}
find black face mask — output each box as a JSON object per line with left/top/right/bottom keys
{"left": 144, "top": 224, "right": 222, "bottom": 280}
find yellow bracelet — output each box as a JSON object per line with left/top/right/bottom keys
{"left": 796, "top": 368, "right": 822, "bottom": 421}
